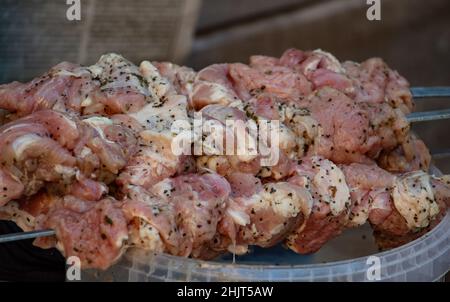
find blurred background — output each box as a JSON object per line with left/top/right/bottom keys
{"left": 0, "top": 0, "right": 449, "bottom": 167}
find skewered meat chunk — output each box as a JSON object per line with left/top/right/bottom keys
{"left": 285, "top": 156, "right": 351, "bottom": 253}
{"left": 122, "top": 173, "right": 231, "bottom": 258}
{"left": 195, "top": 104, "right": 261, "bottom": 176}
{"left": 115, "top": 93, "right": 191, "bottom": 189}
{"left": 342, "top": 163, "right": 448, "bottom": 249}
{"left": 190, "top": 64, "right": 242, "bottom": 110}
{"left": 211, "top": 172, "right": 312, "bottom": 255}
{"left": 34, "top": 196, "right": 128, "bottom": 270}
{"left": 0, "top": 110, "right": 78, "bottom": 200}
{"left": 122, "top": 185, "right": 180, "bottom": 255}
{"left": 153, "top": 62, "right": 197, "bottom": 100}
{"left": 378, "top": 135, "right": 431, "bottom": 173}
{"left": 151, "top": 173, "right": 231, "bottom": 257}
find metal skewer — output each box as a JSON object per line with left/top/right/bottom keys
{"left": 0, "top": 229, "right": 55, "bottom": 243}
{"left": 411, "top": 87, "right": 450, "bottom": 98}
{"left": 407, "top": 86, "right": 450, "bottom": 123}
{"left": 407, "top": 108, "right": 450, "bottom": 123}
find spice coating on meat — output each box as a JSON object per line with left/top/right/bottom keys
{"left": 0, "top": 49, "right": 447, "bottom": 270}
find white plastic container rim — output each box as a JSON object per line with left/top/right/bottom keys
{"left": 84, "top": 210, "right": 449, "bottom": 282}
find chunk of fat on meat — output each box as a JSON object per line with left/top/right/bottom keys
{"left": 10, "top": 134, "right": 76, "bottom": 167}
{"left": 243, "top": 95, "right": 317, "bottom": 161}
{"left": 18, "top": 110, "right": 79, "bottom": 149}
{"left": 152, "top": 61, "right": 197, "bottom": 96}
{"left": 311, "top": 49, "right": 345, "bottom": 73}
{"left": 190, "top": 64, "right": 242, "bottom": 110}
{"left": 128, "top": 219, "right": 165, "bottom": 252}
{"left": 91, "top": 54, "right": 148, "bottom": 96}
{"left": 309, "top": 157, "right": 351, "bottom": 216}
{"left": 257, "top": 182, "right": 313, "bottom": 221}
{"left": 392, "top": 171, "right": 439, "bottom": 229}
{"left": 0, "top": 119, "right": 80, "bottom": 197}
{"left": 139, "top": 61, "right": 171, "bottom": 98}
{"left": 11, "top": 134, "right": 42, "bottom": 159}
{"left": 294, "top": 49, "right": 344, "bottom": 79}
{"left": 191, "top": 81, "right": 241, "bottom": 110}
{"left": 277, "top": 103, "right": 319, "bottom": 143}
{"left": 372, "top": 176, "right": 448, "bottom": 250}
{"left": 255, "top": 115, "right": 297, "bottom": 154}
{"left": 77, "top": 117, "right": 132, "bottom": 174}
{"left": 87, "top": 53, "right": 161, "bottom": 114}
{"left": 117, "top": 142, "right": 178, "bottom": 189}
{"left": 196, "top": 155, "right": 261, "bottom": 177}
{"left": 82, "top": 116, "right": 115, "bottom": 142}
{"left": 53, "top": 165, "right": 78, "bottom": 182}
{"left": 129, "top": 94, "right": 189, "bottom": 133}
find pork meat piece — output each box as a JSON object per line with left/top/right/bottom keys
{"left": 122, "top": 173, "right": 231, "bottom": 258}
{"left": 34, "top": 196, "right": 128, "bottom": 270}
{"left": 341, "top": 163, "right": 448, "bottom": 249}
{"left": 213, "top": 172, "right": 312, "bottom": 255}
{"left": 286, "top": 156, "right": 351, "bottom": 253}
{"left": 116, "top": 93, "right": 192, "bottom": 189}
{"left": 151, "top": 173, "right": 231, "bottom": 257}
{"left": 153, "top": 62, "right": 196, "bottom": 97}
